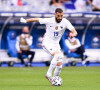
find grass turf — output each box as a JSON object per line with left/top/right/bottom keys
{"left": 0, "top": 67, "right": 100, "bottom": 90}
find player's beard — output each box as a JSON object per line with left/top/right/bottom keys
{"left": 55, "top": 18, "right": 62, "bottom": 23}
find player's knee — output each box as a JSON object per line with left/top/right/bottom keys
{"left": 58, "top": 54, "right": 64, "bottom": 62}
{"left": 57, "top": 62, "right": 62, "bottom": 66}
{"left": 56, "top": 64, "right": 62, "bottom": 71}
{"left": 18, "top": 53, "right": 22, "bottom": 58}
{"left": 54, "top": 54, "right": 60, "bottom": 59}
{"left": 51, "top": 54, "right": 64, "bottom": 65}
{"left": 53, "top": 51, "right": 60, "bottom": 56}
{"left": 60, "top": 54, "right": 64, "bottom": 59}
{"left": 54, "top": 54, "right": 64, "bottom": 62}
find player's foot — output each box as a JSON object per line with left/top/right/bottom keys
{"left": 82, "top": 61, "right": 86, "bottom": 67}
{"left": 27, "top": 63, "right": 32, "bottom": 67}
{"left": 25, "top": 64, "right": 28, "bottom": 67}
{"left": 45, "top": 74, "right": 53, "bottom": 85}
{"left": 83, "top": 55, "right": 88, "bottom": 60}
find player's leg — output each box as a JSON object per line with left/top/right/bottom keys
{"left": 45, "top": 51, "right": 63, "bottom": 84}
{"left": 46, "top": 51, "right": 63, "bottom": 77}
{"left": 42, "top": 43, "right": 63, "bottom": 84}
{"left": 42, "top": 45, "right": 59, "bottom": 83}
{"left": 75, "top": 45, "right": 87, "bottom": 65}
{"left": 75, "top": 45, "right": 85, "bottom": 61}
{"left": 53, "top": 52, "right": 63, "bottom": 77}
{"left": 42, "top": 44, "right": 56, "bottom": 77}
{"left": 46, "top": 51, "right": 60, "bottom": 77}
{"left": 27, "top": 51, "right": 35, "bottom": 66}
{"left": 17, "top": 52, "right": 25, "bottom": 64}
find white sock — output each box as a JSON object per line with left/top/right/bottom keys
{"left": 46, "top": 54, "right": 60, "bottom": 77}
{"left": 82, "top": 60, "right": 86, "bottom": 65}
{"left": 54, "top": 65, "right": 62, "bottom": 77}
{"left": 46, "top": 62, "right": 56, "bottom": 77}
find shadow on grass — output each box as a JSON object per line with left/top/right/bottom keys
{"left": 0, "top": 84, "right": 51, "bottom": 87}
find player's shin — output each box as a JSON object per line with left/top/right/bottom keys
{"left": 46, "top": 54, "right": 60, "bottom": 77}
{"left": 54, "top": 63, "right": 62, "bottom": 77}
{"left": 46, "top": 61, "right": 57, "bottom": 77}
{"left": 53, "top": 54, "right": 63, "bottom": 77}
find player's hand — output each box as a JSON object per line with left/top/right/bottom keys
{"left": 17, "top": 50, "right": 22, "bottom": 53}
{"left": 71, "top": 49, "right": 75, "bottom": 52}
{"left": 20, "top": 17, "right": 27, "bottom": 23}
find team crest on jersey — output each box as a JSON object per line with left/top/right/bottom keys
{"left": 55, "top": 26, "right": 58, "bottom": 30}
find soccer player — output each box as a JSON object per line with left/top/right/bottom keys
{"left": 20, "top": 8, "right": 77, "bottom": 84}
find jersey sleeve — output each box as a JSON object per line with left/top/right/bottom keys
{"left": 64, "top": 19, "right": 75, "bottom": 31}
{"left": 39, "top": 18, "right": 50, "bottom": 24}
{"left": 92, "top": 0, "right": 97, "bottom": 6}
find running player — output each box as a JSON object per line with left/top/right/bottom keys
{"left": 20, "top": 8, "right": 77, "bottom": 84}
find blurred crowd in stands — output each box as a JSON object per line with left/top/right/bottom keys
{"left": 0, "top": 0, "right": 100, "bottom": 12}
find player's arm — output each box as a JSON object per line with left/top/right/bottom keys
{"left": 92, "top": 4, "right": 100, "bottom": 10}
{"left": 20, "top": 17, "right": 39, "bottom": 23}
{"left": 69, "top": 29, "right": 77, "bottom": 38}
{"left": 65, "top": 19, "right": 77, "bottom": 37}
{"left": 16, "top": 37, "right": 22, "bottom": 53}
{"left": 87, "top": 0, "right": 100, "bottom": 10}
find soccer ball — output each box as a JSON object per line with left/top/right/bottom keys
{"left": 52, "top": 76, "right": 62, "bottom": 86}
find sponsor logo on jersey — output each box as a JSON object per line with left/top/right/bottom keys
{"left": 55, "top": 26, "right": 58, "bottom": 30}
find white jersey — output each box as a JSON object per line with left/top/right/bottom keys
{"left": 92, "top": 0, "right": 100, "bottom": 9}
{"left": 39, "top": 17, "right": 74, "bottom": 44}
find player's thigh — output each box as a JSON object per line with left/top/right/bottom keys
{"left": 17, "top": 53, "right": 22, "bottom": 58}
{"left": 57, "top": 62, "right": 62, "bottom": 66}
{"left": 52, "top": 44, "right": 61, "bottom": 55}
{"left": 42, "top": 43, "right": 60, "bottom": 55}
{"left": 27, "top": 50, "right": 35, "bottom": 55}
{"left": 42, "top": 45, "right": 54, "bottom": 55}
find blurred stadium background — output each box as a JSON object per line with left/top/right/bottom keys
{"left": 0, "top": 0, "right": 100, "bottom": 67}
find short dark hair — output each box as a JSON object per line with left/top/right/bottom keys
{"left": 55, "top": 8, "right": 63, "bottom": 13}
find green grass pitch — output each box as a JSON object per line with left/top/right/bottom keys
{"left": 0, "top": 67, "right": 100, "bottom": 90}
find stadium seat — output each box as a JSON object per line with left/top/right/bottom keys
{"left": 7, "top": 30, "right": 17, "bottom": 57}
{"left": 7, "top": 31, "right": 28, "bottom": 58}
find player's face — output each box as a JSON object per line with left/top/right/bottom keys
{"left": 69, "top": 32, "right": 73, "bottom": 38}
{"left": 22, "top": 27, "right": 29, "bottom": 34}
{"left": 55, "top": 12, "right": 63, "bottom": 23}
